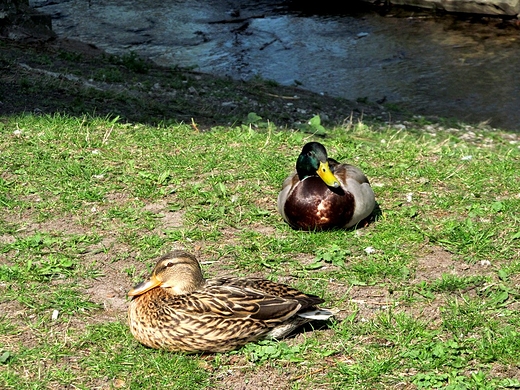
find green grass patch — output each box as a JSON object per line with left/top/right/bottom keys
{"left": 0, "top": 112, "right": 519, "bottom": 389}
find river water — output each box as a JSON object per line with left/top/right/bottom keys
{"left": 31, "top": 0, "right": 520, "bottom": 131}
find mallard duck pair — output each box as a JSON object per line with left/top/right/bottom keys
{"left": 128, "top": 142, "right": 375, "bottom": 352}
{"left": 128, "top": 250, "right": 335, "bottom": 352}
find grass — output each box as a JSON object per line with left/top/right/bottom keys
{"left": 0, "top": 111, "right": 519, "bottom": 389}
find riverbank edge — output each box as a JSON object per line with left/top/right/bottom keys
{"left": 0, "top": 35, "right": 513, "bottom": 138}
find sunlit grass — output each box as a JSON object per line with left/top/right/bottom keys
{"left": 0, "top": 112, "right": 519, "bottom": 389}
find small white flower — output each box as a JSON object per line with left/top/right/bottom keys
{"left": 52, "top": 310, "right": 59, "bottom": 320}
{"left": 92, "top": 174, "right": 104, "bottom": 180}
{"left": 480, "top": 260, "right": 491, "bottom": 267}
{"left": 406, "top": 192, "right": 413, "bottom": 202}
{"left": 364, "top": 246, "right": 376, "bottom": 254}
{"left": 13, "top": 130, "right": 22, "bottom": 136}
{"left": 91, "top": 206, "right": 97, "bottom": 213}
{"left": 92, "top": 149, "right": 100, "bottom": 155}
{"left": 461, "top": 155, "right": 473, "bottom": 161}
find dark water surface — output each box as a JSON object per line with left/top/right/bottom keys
{"left": 32, "top": 0, "right": 520, "bottom": 131}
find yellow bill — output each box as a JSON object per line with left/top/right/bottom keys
{"left": 317, "top": 161, "right": 340, "bottom": 188}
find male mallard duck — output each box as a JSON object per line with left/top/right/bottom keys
{"left": 277, "top": 142, "right": 375, "bottom": 231}
{"left": 128, "top": 250, "right": 335, "bottom": 353}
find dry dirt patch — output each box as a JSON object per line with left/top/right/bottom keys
{"left": 414, "top": 245, "right": 496, "bottom": 281}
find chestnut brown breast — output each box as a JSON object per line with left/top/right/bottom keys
{"left": 284, "top": 177, "right": 355, "bottom": 230}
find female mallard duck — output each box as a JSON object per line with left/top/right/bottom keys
{"left": 277, "top": 142, "right": 376, "bottom": 231}
{"left": 128, "top": 250, "right": 335, "bottom": 353}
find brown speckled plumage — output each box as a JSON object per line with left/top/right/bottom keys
{"left": 128, "top": 251, "right": 334, "bottom": 352}
{"left": 278, "top": 142, "right": 376, "bottom": 231}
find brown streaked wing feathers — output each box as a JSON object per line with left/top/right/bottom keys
{"left": 208, "top": 277, "right": 324, "bottom": 308}
{"left": 155, "top": 285, "right": 306, "bottom": 323}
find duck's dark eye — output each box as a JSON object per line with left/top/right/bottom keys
{"left": 166, "top": 262, "right": 174, "bottom": 268}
